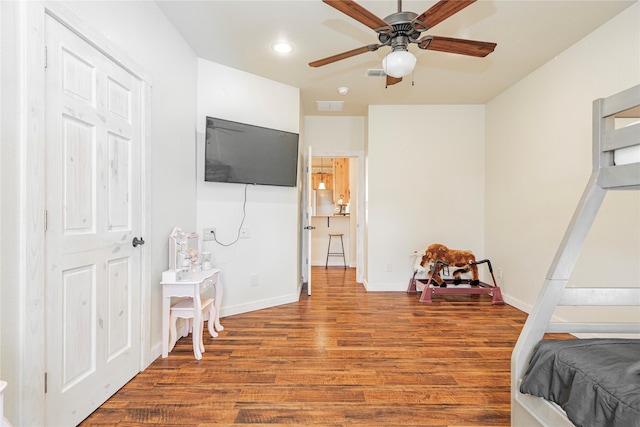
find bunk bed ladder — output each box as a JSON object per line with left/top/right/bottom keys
{"left": 511, "top": 84, "right": 640, "bottom": 427}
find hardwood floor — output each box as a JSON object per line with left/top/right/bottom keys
{"left": 81, "top": 267, "right": 531, "bottom": 426}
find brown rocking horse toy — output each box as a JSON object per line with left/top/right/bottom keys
{"left": 416, "top": 243, "right": 480, "bottom": 287}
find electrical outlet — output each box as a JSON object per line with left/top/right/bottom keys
{"left": 497, "top": 267, "right": 503, "bottom": 280}
{"left": 250, "top": 274, "right": 259, "bottom": 287}
{"left": 387, "top": 264, "right": 392, "bottom": 272}
{"left": 202, "top": 228, "right": 216, "bottom": 241}
{"left": 240, "top": 227, "right": 251, "bottom": 239}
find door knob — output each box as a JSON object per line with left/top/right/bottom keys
{"left": 132, "top": 237, "right": 145, "bottom": 247}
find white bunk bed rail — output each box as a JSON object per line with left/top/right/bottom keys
{"left": 511, "top": 85, "right": 640, "bottom": 427}
{"left": 595, "top": 85, "right": 640, "bottom": 189}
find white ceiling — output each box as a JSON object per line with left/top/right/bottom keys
{"left": 155, "top": 0, "right": 636, "bottom": 116}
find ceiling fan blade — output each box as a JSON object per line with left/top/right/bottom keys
{"left": 414, "top": 0, "right": 477, "bottom": 29}
{"left": 419, "top": 36, "right": 496, "bottom": 57}
{"left": 386, "top": 75, "right": 402, "bottom": 86}
{"left": 309, "top": 44, "right": 381, "bottom": 67}
{"left": 323, "top": 0, "right": 391, "bottom": 32}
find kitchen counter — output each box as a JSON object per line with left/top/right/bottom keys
{"left": 313, "top": 214, "right": 349, "bottom": 227}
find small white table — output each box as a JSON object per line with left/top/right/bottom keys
{"left": 161, "top": 268, "right": 223, "bottom": 359}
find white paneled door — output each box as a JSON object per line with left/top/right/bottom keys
{"left": 305, "top": 146, "right": 314, "bottom": 295}
{"left": 44, "top": 15, "right": 143, "bottom": 426}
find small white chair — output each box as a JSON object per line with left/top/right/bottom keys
{"left": 168, "top": 297, "right": 218, "bottom": 357}
{"left": 0, "top": 380, "right": 13, "bottom": 427}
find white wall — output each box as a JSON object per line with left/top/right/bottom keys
{"left": 0, "top": 1, "right": 197, "bottom": 423}
{"left": 367, "top": 105, "right": 486, "bottom": 290}
{"left": 485, "top": 3, "right": 640, "bottom": 318}
{"left": 304, "top": 116, "right": 366, "bottom": 152}
{"left": 196, "top": 58, "right": 301, "bottom": 317}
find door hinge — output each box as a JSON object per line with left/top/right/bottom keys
{"left": 44, "top": 372, "right": 48, "bottom": 394}
{"left": 44, "top": 46, "right": 48, "bottom": 69}
{"left": 44, "top": 210, "right": 48, "bottom": 232}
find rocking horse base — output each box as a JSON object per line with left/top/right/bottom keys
{"left": 407, "top": 278, "right": 504, "bottom": 304}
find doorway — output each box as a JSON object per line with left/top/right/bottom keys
{"left": 304, "top": 151, "right": 364, "bottom": 285}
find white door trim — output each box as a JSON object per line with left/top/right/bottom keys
{"left": 18, "top": 2, "right": 152, "bottom": 424}
{"left": 309, "top": 150, "right": 365, "bottom": 283}
{"left": 304, "top": 146, "right": 313, "bottom": 295}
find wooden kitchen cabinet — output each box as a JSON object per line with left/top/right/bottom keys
{"left": 332, "top": 158, "right": 350, "bottom": 204}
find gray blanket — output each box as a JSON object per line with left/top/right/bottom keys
{"left": 520, "top": 339, "right": 640, "bottom": 427}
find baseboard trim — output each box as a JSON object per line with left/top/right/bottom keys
{"left": 219, "top": 293, "right": 300, "bottom": 318}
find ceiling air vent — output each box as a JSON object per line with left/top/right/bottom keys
{"left": 366, "top": 69, "right": 386, "bottom": 78}
{"left": 316, "top": 101, "right": 344, "bottom": 112}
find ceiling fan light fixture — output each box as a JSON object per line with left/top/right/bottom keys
{"left": 382, "top": 49, "right": 416, "bottom": 78}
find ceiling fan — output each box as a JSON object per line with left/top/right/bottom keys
{"left": 309, "top": 0, "right": 497, "bottom": 86}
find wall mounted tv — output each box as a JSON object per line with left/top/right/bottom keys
{"left": 204, "top": 117, "right": 299, "bottom": 187}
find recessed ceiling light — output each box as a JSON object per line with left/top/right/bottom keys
{"left": 272, "top": 41, "right": 294, "bottom": 54}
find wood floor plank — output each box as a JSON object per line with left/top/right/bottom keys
{"left": 80, "top": 266, "right": 553, "bottom": 426}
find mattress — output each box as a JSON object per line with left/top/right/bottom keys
{"left": 520, "top": 339, "right": 640, "bottom": 427}
{"left": 614, "top": 144, "right": 640, "bottom": 165}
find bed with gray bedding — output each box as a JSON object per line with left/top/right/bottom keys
{"left": 511, "top": 85, "right": 640, "bottom": 426}
{"left": 519, "top": 339, "right": 640, "bottom": 427}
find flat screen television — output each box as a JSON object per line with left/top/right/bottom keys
{"left": 204, "top": 117, "right": 299, "bottom": 187}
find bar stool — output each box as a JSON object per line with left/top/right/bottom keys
{"left": 326, "top": 233, "right": 346, "bottom": 269}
